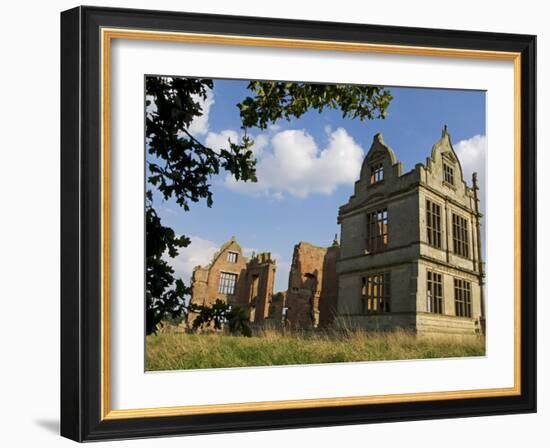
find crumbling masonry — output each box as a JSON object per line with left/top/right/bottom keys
{"left": 189, "top": 127, "right": 484, "bottom": 335}
{"left": 285, "top": 240, "right": 340, "bottom": 328}
{"left": 189, "top": 237, "right": 277, "bottom": 324}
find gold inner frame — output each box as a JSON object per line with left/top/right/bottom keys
{"left": 100, "top": 27, "right": 522, "bottom": 420}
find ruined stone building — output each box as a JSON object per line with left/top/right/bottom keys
{"left": 188, "top": 127, "right": 484, "bottom": 335}
{"left": 285, "top": 240, "right": 339, "bottom": 328}
{"left": 190, "top": 237, "right": 339, "bottom": 330}
{"left": 336, "top": 127, "right": 484, "bottom": 335}
{"left": 189, "top": 237, "right": 277, "bottom": 323}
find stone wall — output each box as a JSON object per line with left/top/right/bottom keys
{"left": 334, "top": 312, "right": 417, "bottom": 332}
{"left": 285, "top": 241, "right": 339, "bottom": 328}
{"left": 337, "top": 263, "right": 418, "bottom": 315}
{"left": 335, "top": 128, "right": 484, "bottom": 336}
{"left": 416, "top": 312, "right": 481, "bottom": 336}
{"left": 188, "top": 237, "right": 277, "bottom": 325}
{"left": 187, "top": 128, "right": 485, "bottom": 336}
{"left": 245, "top": 252, "right": 277, "bottom": 322}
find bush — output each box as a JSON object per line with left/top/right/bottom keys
{"left": 188, "top": 299, "right": 251, "bottom": 337}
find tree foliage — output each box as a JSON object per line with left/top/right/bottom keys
{"left": 145, "top": 76, "right": 256, "bottom": 334}
{"left": 188, "top": 300, "right": 252, "bottom": 337}
{"left": 238, "top": 81, "right": 392, "bottom": 130}
{"left": 145, "top": 205, "right": 190, "bottom": 335}
{"left": 145, "top": 76, "right": 392, "bottom": 335}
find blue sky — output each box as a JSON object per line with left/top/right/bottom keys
{"left": 149, "top": 80, "right": 486, "bottom": 292}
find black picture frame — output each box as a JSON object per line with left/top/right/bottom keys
{"left": 61, "top": 5, "right": 536, "bottom": 442}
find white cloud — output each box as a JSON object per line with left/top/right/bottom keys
{"left": 205, "top": 130, "right": 269, "bottom": 159}
{"left": 225, "top": 128, "right": 364, "bottom": 199}
{"left": 455, "top": 134, "right": 486, "bottom": 183}
{"left": 187, "top": 89, "right": 215, "bottom": 136}
{"left": 249, "top": 133, "right": 269, "bottom": 157}
{"left": 166, "top": 235, "right": 219, "bottom": 286}
{"left": 205, "top": 129, "right": 240, "bottom": 152}
{"left": 145, "top": 94, "right": 157, "bottom": 119}
{"left": 454, "top": 134, "right": 486, "bottom": 214}
{"left": 147, "top": 88, "right": 214, "bottom": 137}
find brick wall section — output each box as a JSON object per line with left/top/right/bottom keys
{"left": 285, "top": 241, "right": 339, "bottom": 328}
{"left": 245, "top": 252, "right": 277, "bottom": 322}
{"left": 319, "top": 245, "right": 340, "bottom": 326}
{"left": 188, "top": 237, "right": 276, "bottom": 325}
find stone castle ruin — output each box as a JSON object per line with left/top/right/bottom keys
{"left": 189, "top": 238, "right": 277, "bottom": 323}
{"left": 285, "top": 240, "right": 340, "bottom": 328}
{"left": 188, "top": 127, "right": 485, "bottom": 335}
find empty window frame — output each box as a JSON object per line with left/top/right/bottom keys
{"left": 426, "top": 271, "right": 444, "bottom": 314}
{"left": 454, "top": 278, "right": 472, "bottom": 317}
{"left": 218, "top": 272, "right": 238, "bottom": 295}
{"left": 443, "top": 163, "right": 455, "bottom": 185}
{"left": 426, "top": 199, "right": 442, "bottom": 248}
{"left": 452, "top": 213, "right": 470, "bottom": 257}
{"left": 249, "top": 274, "right": 259, "bottom": 301}
{"left": 226, "top": 251, "right": 238, "bottom": 263}
{"left": 370, "top": 162, "right": 384, "bottom": 184}
{"left": 361, "top": 273, "right": 390, "bottom": 313}
{"left": 366, "top": 208, "right": 388, "bottom": 252}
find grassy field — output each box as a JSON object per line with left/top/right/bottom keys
{"left": 146, "top": 326, "right": 485, "bottom": 371}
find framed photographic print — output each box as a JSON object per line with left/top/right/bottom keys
{"left": 60, "top": 6, "right": 537, "bottom": 442}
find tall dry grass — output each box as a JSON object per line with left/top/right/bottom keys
{"left": 146, "top": 324, "right": 485, "bottom": 371}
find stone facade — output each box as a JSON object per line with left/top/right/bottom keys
{"left": 335, "top": 127, "right": 484, "bottom": 335}
{"left": 189, "top": 237, "right": 277, "bottom": 324}
{"left": 285, "top": 240, "right": 340, "bottom": 328}
{"left": 188, "top": 127, "right": 485, "bottom": 335}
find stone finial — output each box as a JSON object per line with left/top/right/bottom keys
{"left": 374, "top": 132, "right": 384, "bottom": 143}
{"left": 442, "top": 124, "right": 449, "bottom": 138}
